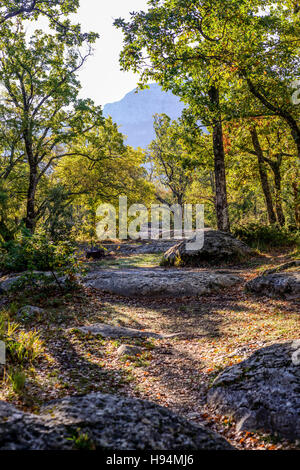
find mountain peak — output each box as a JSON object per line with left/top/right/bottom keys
{"left": 103, "top": 83, "right": 184, "bottom": 148}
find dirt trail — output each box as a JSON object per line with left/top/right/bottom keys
{"left": 1, "top": 246, "right": 299, "bottom": 449}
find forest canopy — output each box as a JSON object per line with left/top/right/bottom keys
{"left": 0, "top": 0, "right": 298, "bottom": 253}
{"left": 115, "top": 0, "right": 300, "bottom": 234}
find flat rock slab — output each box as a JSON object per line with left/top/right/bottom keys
{"left": 207, "top": 340, "right": 300, "bottom": 440}
{"left": 76, "top": 323, "right": 181, "bottom": 339}
{"left": 246, "top": 271, "right": 300, "bottom": 299}
{"left": 106, "top": 240, "right": 181, "bottom": 255}
{"left": 0, "top": 271, "right": 65, "bottom": 292}
{"left": 0, "top": 274, "right": 32, "bottom": 292}
{"left": 83, "top": 268, "right": 242, "bottom": 297}
{"left": 0, "top": 392, "right": 233, "bottom": 450}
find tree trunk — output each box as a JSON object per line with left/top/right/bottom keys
{"left": 273, "top": 166, "right": 285, "bottom": 227}
{"left": 25, "top": 170, "right": 38, "bottom": 232}
{"left": 208, "top": 85, "right": 230, "bottom": 232}
{"left": 24, "top": 135, "right": 38, "bottom": 233}
{"left": 263, "top": 156, "right": 286, "bottom": 227}
{"left": 292, "top": 180, "right": 300, "bottom": 228}
{"left": 250, "top": 128, "right": 277, "bottom": 224}
{"left": 246, "top": 77, "right": 300, "bottom": 162}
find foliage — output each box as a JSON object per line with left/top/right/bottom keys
{"left": 0, "top": 23, "right": 103, "bottom": 232}
{"left": 0, "top": 2, "right": 155, "bottom": 244}
{"left": 55, "top": 118, "right": 155, "bottom": 239}
{"left": 0, "top": 0, "right": 298, "bottom": 254}
{"left": 0, "top": 1, "right": 98, "bottom": 45}
{"left": 233, "top": 223, "right": 300, "bottom": 249}
{"left": 6, "top": 368, "right": 26, "bottom": 394}
{"left": 67, "top": 429, "right": 96, "bottom": 450}
{"left": 0, "top": 311, "right": 43, "bottom": 396}
{"left": 0, "top": 314, "right": 44, "bottom": 365}
{"left": 115, "top": 1, "right": 300, "bottom": 132}
{"left": 0, "top": 232, "right": 82, "bottom": 289}
{"left": 115, "top": 0, "right": 300, "bottom": 230}
{"left": 42, "top": 184, "right": 75, "bottom": 242}
{"left": 148, "top": 114, "right": 201, "bottom": 205}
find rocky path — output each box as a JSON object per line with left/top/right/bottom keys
{"left": 0, "top": 239, "right": 299, "bottom": 450}
{"left": 83, "top": 268, "right": 243, "bottom": 297}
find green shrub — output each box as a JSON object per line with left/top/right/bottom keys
{"left": 233, "top": 223, "right": 300, "bottom": 249}
{"left": 67, "top": 429, "right": 96, "bottom": 450}
{"left": 7, "top": 368, "right": 26, "bottom": 394}
{"left": 0, "top": 314, "right": 44, "bottom": 366}
{"left": 0, "top": 232, "right": 83, "bottom": 289}
{"left": 42, "top": 184, "right": 75, "bottom": 242}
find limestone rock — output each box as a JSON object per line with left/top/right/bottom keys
{"left": 116, "top": 344, "right": 144, "bottom": 356}
{"left": 83, "top": 268, "right": 242, "bottom": 297}
{"left": 246, "top": 266, "right": 300, "bottom": 299}
{"left": 207, "top": 341, "right": 300, "bottom": 440}
{"left": 163, "top": 230, "right": 252, "bottom": 267}
{"left": 0, "top": 272, "right": 66, "bottom": 292}
{"left": 0, "top": 274, "right": 26, "bottom": 292}
{"left": 76, "top": 323, "right": 181, "bottom": 340}
{"left": 17, "top": 305, "right": 45, "bottom": 322}
{"left": 0, "top": 392, "right": 233, "bottom": 450}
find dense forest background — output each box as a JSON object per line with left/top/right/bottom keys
{"left": 0, "top": 0, "right": 299, "bottom": 273}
